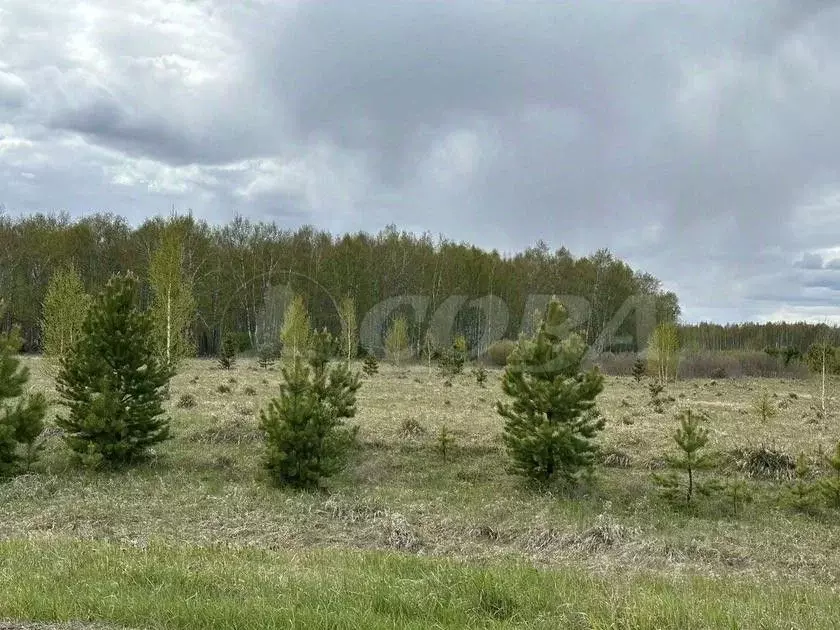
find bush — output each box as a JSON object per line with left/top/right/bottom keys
{"left": 486, "top": 340, "right": 516, "bottom": 367}
{"left": 56, "top": 273, "right": 172, "bottom": 467}
{"left": 259, "top": 353, "right": 361, "bottom": 489}
{"left": 472, "top": 365, "right": 488, "bottom": 387}
{"left": 730, "top": 446, "right": 795, "bottom": 481}
{"left": 362, "top": 354, "right": 379, "bottom": 377}
{"left": 176, "top": 393, "right": 197, "bottom": 409}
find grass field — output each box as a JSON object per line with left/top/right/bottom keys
{"left": 2, "top": 358, "right": 840, "bottom": 629}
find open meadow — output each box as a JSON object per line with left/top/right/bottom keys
{"left": 2, "top": 357, "right": 840, "bottom": 629}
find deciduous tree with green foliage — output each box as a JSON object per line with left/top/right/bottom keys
{"left": 385, "top": 316, "right": 410, "bottom": 366}
{"left": 149, "top": 227, "right": 196, "bottom": 370}
{"left": 41, "top": 263, "right": 90, "bottom": 362}
{"left": 56, "top": 273, "right": 173, "bottom": 467}
{"left": 497, "top": 298, "right": 605, "bottom": 486}
{"left": 259, "top": 329, "right": 361, "bottom": 489}
{"left": 0, "top": 317, "right": 47, "bottom": 477}
{"left": 648, "top": 322, "right": 680, "bottom": 384}
{"left": 281, "top": 295, "right": 311, "bottom": 362}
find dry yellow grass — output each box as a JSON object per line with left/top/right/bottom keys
{"left": 5, "top": 357, "right": 840, "bottom": 588}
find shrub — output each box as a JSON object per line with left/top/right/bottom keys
{"left": 0, "top": 325, "right": 47, "bottom": 477}
{"left": 216, "top": 384, "right": 232, "bottom": 395}
{"left": 472, "top": 365, "right": 488, "bottom": 387}
{"left": 362, "top": 354, "right": 379, "bottom": 377}
{"left": 497, "top": 298, "right": 605, "bottom": 486}
{"left": 176, "top": 393, "right": 197, "bottom": 409}
{"left": 56, "top": 273, "right": 172, "bottom": 467}
{"left": 259, "top": 353, "right": 361, "bottom": 489}
{"left": 399, "top": 417, "right": 426, "bottom": 439}
{"left": 730, "top": 446, "right": 795, "bottom": 481}
{"left": 243, "top": 385, "right": 257, "bottom": 396}
{"left": 486, "top": 340, "right": 516, "bottom": 367}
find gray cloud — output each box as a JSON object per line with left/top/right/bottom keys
{"left": 3, "top": 0, "right": 840, "bottom": 322}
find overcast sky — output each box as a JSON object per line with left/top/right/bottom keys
{"left": 2, "top": 1, "right": 840, "bottom": 324}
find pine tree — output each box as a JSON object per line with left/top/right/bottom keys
{"left": 436, "top": 424, "right": 454, "bottom": 462}
{"left": 338, "top": 296, "right": 358, "bottom": 361}
{"left": 631, "top": 357, "right": 646, "bottom": 383}
{"left": 786, "top": 452, "right": 817, "bottom": 512}
{"left": 385, "top": 316, "right": 410, "bottom": 366}
{"left": 472, "top": 365, "right": 488, "bottom": 387}
{"left": 56, "top": 273, "right": 173, "bottom": 467}
{"left": 41, "top": 263, "right": 90, "bottom": 362}
{"left": 0, "top": 324, "right": 47, "bottom": 477}
{"left": 257, "top": 342, "right": 279, "bottom": 369}
{"left": 497, "top": 298, "right": 605, "bottom": 485}
{"left": 149, "top": 226, "right": 196, "bottom": 371}
{"left": 818, "top": 441, "right": 840, "bottom": 509}
{"left": 218, "top": 332, "right": 238, "bottom": 370}
{"left": 259, "top": 340, "right": 361, "bottom": 489}
{"left": 439, "top": 335, "right": 468, "bottom": 377}
{"left": 654, "top": 409, "right": 715, "bottom": 505}
{"left": 308, "top": 328, "right": 336, "bottom": 370}
{"left": 724, "top": 477, "right": 753, "bottom": 517}
{"left": 648, "top": 379, "right": 665, "bottom": 413}
{"left": 362, "top": 353, "right": 379, "bottom": 377}
{"left": 281, "top": 295, "right": 311, "bottom": 362}
{"left": 653, "top": 408, "right": 716, "bottom": 506}
{"left": 752, "top": 390, "right": 778, "bottom": 424}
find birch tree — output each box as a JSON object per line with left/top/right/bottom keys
{"left": 338, "top": 295, "right": 358, "bottom": 360}
{"left": 42, "top": 263, "right": 90, "bottom": 361}
{"left": 648, "top": 322, "right": 680, "bottom": 384}
{"left": 149, "top": 228, "right": 196, "bottom": 370}
{"left": 281, "top": 295, "right": 311, "bottom": 362}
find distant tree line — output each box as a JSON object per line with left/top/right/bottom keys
{"left": 679, "top": 322, "right": 840, "bottom": 355}
{"left": 0, "top": 211, "right": 679, "bottom": 355}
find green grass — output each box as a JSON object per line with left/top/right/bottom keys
{"left": 3, "top": 539, "right": 840, "bottom": 629}
{"left": 3, "top": 358, "right": 840, "bottom": 628}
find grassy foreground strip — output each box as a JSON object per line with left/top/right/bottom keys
{"left": 0, "top": 541, "right": 838, "bottom": 629}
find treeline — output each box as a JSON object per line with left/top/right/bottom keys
{"left": 0, "top": 211, "right": 679, "bottom": 355}
{"left": 679, "top": 322, "right": 840, "bottom": 354}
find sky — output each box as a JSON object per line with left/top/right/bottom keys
{"left": 2, "top": 1, "right": 840, "bottom": 324}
